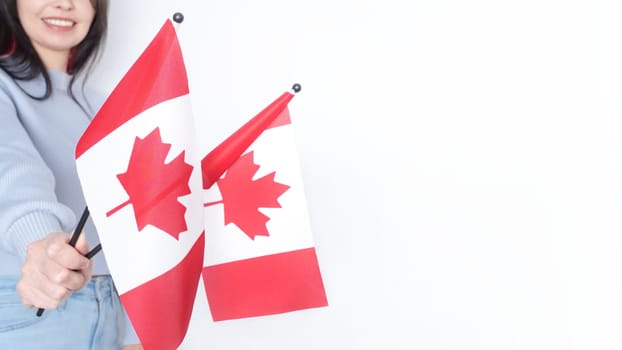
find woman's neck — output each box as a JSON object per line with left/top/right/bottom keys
{"left": 33, "top": 43, "right": 69, "bottom": 73}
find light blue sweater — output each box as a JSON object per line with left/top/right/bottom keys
{"left": 0, "top": 68, "right": 109, "bottom": 275}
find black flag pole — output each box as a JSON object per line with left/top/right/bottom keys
{"left": 36, "top": 206, "right": 96, "bottom": 317}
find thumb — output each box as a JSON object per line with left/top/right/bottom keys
{"left": 74, "top": 232, "right": 91, "bottom": 255}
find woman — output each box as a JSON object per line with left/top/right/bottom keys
{"left": 0, "top": 0, "right": 141, "bottom": 348}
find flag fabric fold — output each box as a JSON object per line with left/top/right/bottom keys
{"left": 76, "top": 19, "right": 204, "bottom": 350}
{"left": 201, "top": 91, "right": 295, "bottom": 189}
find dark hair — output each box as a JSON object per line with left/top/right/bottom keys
{"left": 0, "top": 0, "right": 108, "bottom": 103}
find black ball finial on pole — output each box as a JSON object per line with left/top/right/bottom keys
{"left": 292, "top": 83, "right": 302, "bottom": 93}
{"left": 173, "top": 12, "right": 184, "bottom": 23}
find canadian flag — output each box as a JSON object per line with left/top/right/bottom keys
{"left": 201, "top": 90, "right": 328, "bottom": 321}
{"left": 75, "top": 20, "right": 204, "bottom": 350}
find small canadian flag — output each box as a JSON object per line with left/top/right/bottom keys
{"left": 201, "top": 88, "right": 328, "bottom": 321}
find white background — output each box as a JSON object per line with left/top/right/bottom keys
{"left": 91, "top": 1, "right": 622, "bottom": 349}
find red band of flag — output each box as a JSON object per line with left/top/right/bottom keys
{"left": 203, "top": 247, "right": 328, "bottom": 321}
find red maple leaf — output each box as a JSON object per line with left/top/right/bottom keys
{"left": 206, "top": 151, "right": 289, "bottom": 240}
{"left": 106, "top": 128, "right": 193, "bottom": 240}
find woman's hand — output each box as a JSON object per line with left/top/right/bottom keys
{"left": 16, "top": 232, "right": 92, "bottom": 310}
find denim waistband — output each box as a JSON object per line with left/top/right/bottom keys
{"left": 0, "top": 275, "right": 115, "bottom": 302}
{"left": 71, "top": 275, "right": 116, "bottom": 302}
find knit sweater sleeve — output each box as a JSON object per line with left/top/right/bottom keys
{"left": 0, "top": 83, "right": 76, "bottom": 259}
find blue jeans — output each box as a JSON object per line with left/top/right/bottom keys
{"left": 0, "top": 275, "right": 135, "bottom": 349}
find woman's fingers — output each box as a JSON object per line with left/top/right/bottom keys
{"left": 45, "top": 232, "right": 91, "bottom": 270}
{"left": 17, "top": 232, "right": 94, "bottom": 309}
